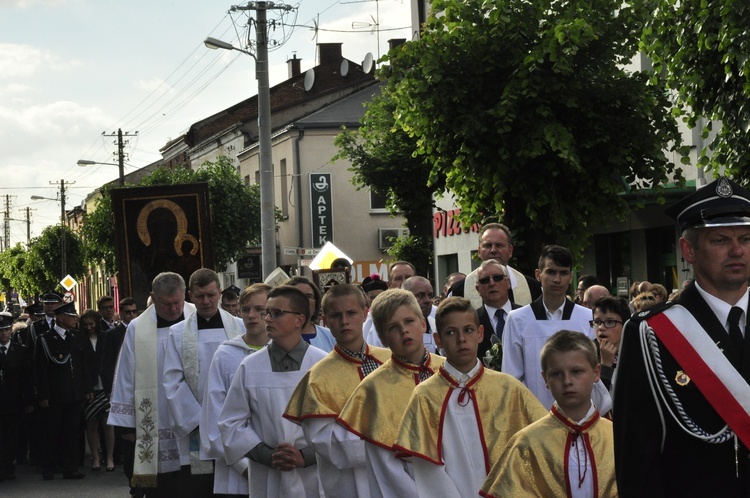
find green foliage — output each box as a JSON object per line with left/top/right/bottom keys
{"left": 334, "top": 88, "right": 443, "bottom": 276}
{"left": 81, "top": 188, "right": 117, "bottom": 274}
{"left": 0, "top": 244, "right": 34, "bottom": 296}
{"left": 24, "top": 225, "right": 85, "bottom": 293}
{"left": 640, "top": 0, "right": 750, "bottom": 180}
{"left": 82, "top": 157, "right": 264, "bottom": 274}
{"left": 380, "top": 0, "right": 684, "bottom": 268}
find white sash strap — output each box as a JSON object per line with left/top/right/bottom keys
{"left": 648, "top": 306, "right": 750, "bottom": 449}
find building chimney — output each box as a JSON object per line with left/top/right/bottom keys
{"left": 287, "top": 54, "right": 301, "bottom": 78}
{"left": 388, "top": 39, "right": 406, "bottom": 51}
{"left": 318, "top": 42, "right": 343, "bottom": 66}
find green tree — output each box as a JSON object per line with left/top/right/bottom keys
{"left": 25, "top": 225, "right": 85, "bottom": 293}
{"left": 0, "top": 244, "right": 31, "bottom": 297}
{"left": 334, "top": 87, "right": 443, "bottom": 276}
{"left": 640, "top": 0, "right": 750, "bottom": 178}
{"left": 82, "top": 156, "right": 264, "bottom": 273}
{"left": 382, "top": 0, "right": 684, "bottom": 269}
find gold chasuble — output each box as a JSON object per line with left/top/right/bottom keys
{"left": 337, "top": 353, "right": 445, "bottom": 450}
{"left": 394, "top": 365, "right": 547, "bottom": 469}
{"left": 284, "top": 344, "right": 391, "bottom": 421}
{"left": 481, "top": 405, "right": 618, "bottom": 498}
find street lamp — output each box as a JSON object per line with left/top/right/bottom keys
{"left": 31, "top": 194, "right": 66, "bottom": 279}
{"left": 77, "top": 159, "right": 124, "bottom": 186}
{"left": 204, "top": 29, "right": 277, "bottom": 279}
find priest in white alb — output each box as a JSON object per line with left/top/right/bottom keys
{"left": 108, "top": 272, "right": 195, "bottom": 496}
{"left": 163, "top": 268, "right": 243, "bottom": 495}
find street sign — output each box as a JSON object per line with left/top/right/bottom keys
{"left": 283, "top": 247, "right": 322, "bottom": 257}
{"left": 60, "top": 274, "right": 78, "bottom": 291}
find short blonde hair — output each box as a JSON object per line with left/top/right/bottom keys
{"left": 370, "top": 289, "right": 422, "bottom": 339}
{"left": 540, "top": 330, "right": 599, "bottom": 372}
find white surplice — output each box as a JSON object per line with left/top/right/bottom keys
{"left": 365, "top": 442, "right": 416, "bottom": 498}
{"left": 108, "top": 302, "right": 195, "bottom": 472}
{"left": 411, "top": 363, "right": 487, "bottom": 498}
{"left": 200, "top": 335, "right": 264, "bottom": 495}
{"left": 302, "top": 417, "right": 370, "bottom": 497}
{"left": 218, "top": 344, "right": 326, "bottom": 497}
{"left": 501, "top": 302, "right": 612, "bottom": 412}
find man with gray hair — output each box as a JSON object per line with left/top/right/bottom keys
{"left": 108, "top": 272, "right": 196, "bottom": 496}
{"left": 475, "top": 259, "right": 518, "bottom": 360}
{"left": 450, "top": 223, "right": 541, "bottom": 308}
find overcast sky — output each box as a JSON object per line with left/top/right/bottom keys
{"left": 0, "top": 0, "right": 411, "bottom": 245}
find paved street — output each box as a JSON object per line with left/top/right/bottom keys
{"left": 0, "top": 461, "right": 131, "bottom": 497}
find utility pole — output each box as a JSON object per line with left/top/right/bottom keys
{"left": 103, "top": 128, "right": 137, "bottom": 186}
{"left": 230, "top": 1, "right": 293, "bottom": 279}
{"left": 48, "top": 179, "right": 72, "bottom": 279}
{"left": 22, "top": 207, "right": 32, "bottom": 246}
{"left": 3, "top": 195, "right": 10, "bottom": 251}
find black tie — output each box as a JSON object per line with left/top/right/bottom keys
{"left": 50, "top": 318, "right": 56, "bottom": 330}
{"left": 728, "top": 307, "right": 744, "bottom": 354}
{"left": 495, "top": 309, "right": 506, "bottom": 339}
{"left": 0, "top": 345, "right": 6, "bottom": 355}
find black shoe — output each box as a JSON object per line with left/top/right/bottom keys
{"left": 42, "top": 473, "right": 54, "bottom": 480}
{"left": 63, "top": 472, "right": 85, "bottom": 480}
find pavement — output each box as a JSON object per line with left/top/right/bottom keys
{"left": 0, "top": 460, "right": 132, "bottom": 497}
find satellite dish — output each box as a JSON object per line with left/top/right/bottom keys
{"left": 362, "top": 53, "right": 374, "bottom": 74}
{"left": 340, "top": 59, "right": 349, "bottom": 77}
{"left": 304, "top": 69, "right": 315, "bottom": 91}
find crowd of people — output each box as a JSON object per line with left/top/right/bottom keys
{"left": 1, "top": 175, "right": 749, "bottom": 497}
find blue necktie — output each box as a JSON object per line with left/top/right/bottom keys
{"left": 494, "top": 309, "right": 506, "bottom": 339}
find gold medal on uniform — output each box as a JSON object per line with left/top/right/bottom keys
{"left": 675, "top": 370, "right": 690, "bottom": 386}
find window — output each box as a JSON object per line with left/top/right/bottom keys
{"left": 370, "top": 189, "right": 388, "bottom": 212}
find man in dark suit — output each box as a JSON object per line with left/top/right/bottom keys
{"left": 450, "top": 223, "right": 541, "bottom": 307}
{"left": 100, "top": 297, "right": 138, "bottom": 396}
{"left": 475, "top": 260, "right": 517, "bottom": 361}
{"left": 614, "top": 177, "right": 750, "bottom": 497}
{"left": 0, "top": 312, "right": 34, "bottom": 480}
{"left": 97, "top": 295, "right": 116, "bottom": 332}
{"left": 34, "top": 301, "right": 92, "bottom": 480}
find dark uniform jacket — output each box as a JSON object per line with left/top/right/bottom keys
{"left": 0, "top": 342, "right": 34, "bottom": 414}
{"left": 613, "top": 281, "right": 750, "bottom": 497}
{"left": 99, "top": 322, "right": 127, "bottom": 395}
{"left": 34, "top": 328, "right": 91, "bottom": 404}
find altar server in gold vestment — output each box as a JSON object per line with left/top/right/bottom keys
{"left": 337, "top": 289, "right": 445, "bottom": 498}
{"left": 284, "top": 284, "right": 391, "bottom": 497}
{"left": 394, "top": 297, "right": 546, "bottom": 498}
{"left": 481, "top": 330, "right": 618, "bottom": 498}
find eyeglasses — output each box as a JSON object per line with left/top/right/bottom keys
{"left": 477, "top": 275, "right": 506, "bottom": 285}
{"left": 260, "top": 308, "right": 303, "bottom": 319}
{"left": 589, "top": 319, "right": 623, "bottom": 329}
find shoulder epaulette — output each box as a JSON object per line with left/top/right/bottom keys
{"left": 629, "top": 300, "right": 676, "bottom": 322}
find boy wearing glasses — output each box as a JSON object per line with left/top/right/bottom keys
{"left": 284, "top": 284, "right": 391, "bottom": 497}
{"left": 590, "top": 296, "right": 630, "bottom": 391}
{"left": 218, "top": 285, "right": 326, "bottom": 497}
{"left": 395, "top": 297, "right": 545, "bottom": 498}
{"left": 337, "top": 289, "right": 445, "bottom": 497}
{"left": 502, "top": 245, "right": 611, "bottom": 412}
